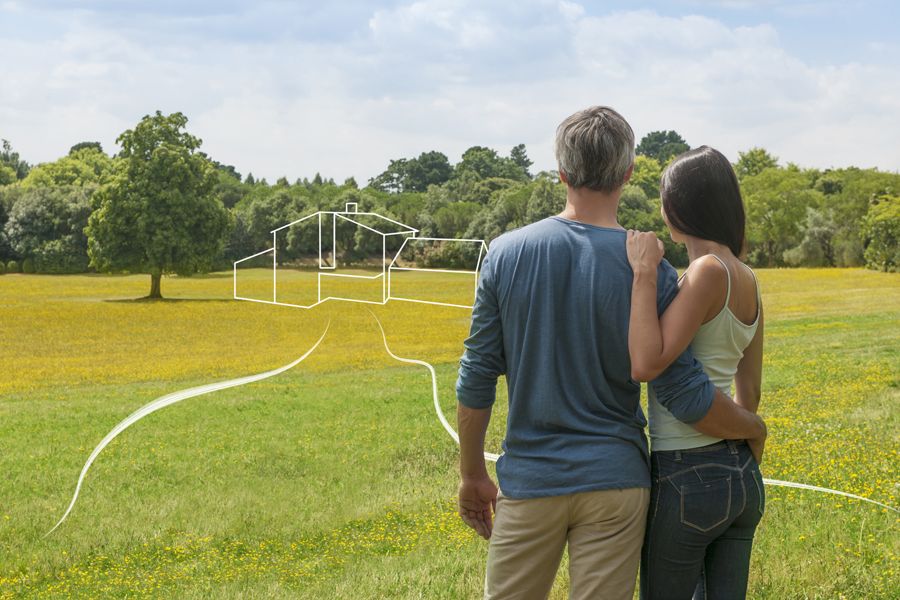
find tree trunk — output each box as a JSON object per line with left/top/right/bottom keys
{"left": 149, "top": 273, "right": 162, "bottom": 299}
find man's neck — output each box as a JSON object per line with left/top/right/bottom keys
{"left": 557, "top": 185, "right": 623, "bottom": 229}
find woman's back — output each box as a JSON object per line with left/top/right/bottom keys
{"left": 648, "top": 254, "right": 761, "bottom": 451}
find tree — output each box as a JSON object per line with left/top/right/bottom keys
{"left": 630, "top": 155, "right": 663, "bottom": 199}
{"left": 213, "top": 169, "right": 247, "bottom": 209}
{"left": 1, "top": 139, "right": 30, "bottom": 180}
{"left": 741, "top": 167, "right": 823, "bottom": 266}
{"left": 618, "top": 184, "right": 688, "bottom": 266}
{"left": 69, "top": 141, "right": 103, "bottom": 155}
{"left": 0, "top": 186, "right": 20, "bottom": 260}
{"left": 734, "top": 148, "right": 778, "bottom": 180}
{"left": 433, "top": 201, "right": 480, "bottom": 238}
{"left": 636, "top": 131, "right": 689, "bottom": 164}
{"left": 463, "top": 184, "right": 532, "bottom": 241}
{"left": 369, "top": 151, "right": 453, "bottom": 193}
{"left": 406, "top": 151, "right": 454, "bottom": 191}
{"left": 21, "top": 147, "right": 115, "bottom": 188}
{"left": 86, "top": 111, "right": 232, "bottom": 298}
{"left": 817, "top": 167, "right": 900, "bottom": 266}
{"left": 0, "top": 163, "right": 15, "bottom": 186}
{"left": 862, "top": 195, "right": 900, "bottom": 272}
{"left": 783, "top": 207, "right": 837, "bottom": 267}
{"left": 369, "top": 158, "right": 407, "bottom": 193}
{"left": 456, "top": 146, "right": 527, "bottom": 181}
{"left": 510, "top": 144, "right": 533, "bottom": 179}
{"left": 4, "top": 186, "right": 93, "bottom": 273}
{"left": 525, "top": 178, "right": 564, "bottom": 223}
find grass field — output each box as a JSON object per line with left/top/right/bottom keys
{"left": 0, "top": 268, "right": 898, "bottom": 598}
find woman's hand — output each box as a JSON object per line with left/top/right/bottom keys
{"left": 747, "top": 418, "right": 767, "bottom": 465}
{"left": 627, "top": 230, "right": 665, "bottom": 273}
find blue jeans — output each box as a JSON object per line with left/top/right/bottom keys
{"left": 640, "top": 440, "right": 765, "bottom": 600}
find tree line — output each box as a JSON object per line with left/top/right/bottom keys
{"left": 0, "top": 113, "right": 897, "bottom": 298}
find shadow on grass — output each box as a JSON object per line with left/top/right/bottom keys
{"left": 103, "top": 297, "right": 233, "bottom": 304}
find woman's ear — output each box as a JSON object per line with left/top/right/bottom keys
{"left": 558, "top": 170, "right": 568, "bottom": 184}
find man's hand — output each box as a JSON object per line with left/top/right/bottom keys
{"left": 458, "top": 475, "right": 499, "bottom": 540}
{"left": 747, "top": 419, "right": 767, "bottom": 465}
{"left": 626, "top": 230, "right": 664, "bottom": 273}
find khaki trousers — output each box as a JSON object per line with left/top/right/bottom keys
{"left": 484, "top": 487, "right": 649, "bottom": 600}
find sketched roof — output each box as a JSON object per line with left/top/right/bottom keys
{"left": 271, "top": 204, "right": 419, "bottom": 236}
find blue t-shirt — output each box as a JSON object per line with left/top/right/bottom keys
{"left": 456, "top": 216, "right": 715, "bottom": 498}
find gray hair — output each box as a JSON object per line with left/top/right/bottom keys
{"left": 555, "top": 106, "right": 635, "bottom": 192}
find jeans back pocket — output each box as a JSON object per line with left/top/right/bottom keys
{"left": 680, "top": 477, "right": 732, "bottom": 532}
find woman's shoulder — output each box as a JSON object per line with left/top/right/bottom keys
{"left": 682, "top": 254, "right": 729, "bottom": 289}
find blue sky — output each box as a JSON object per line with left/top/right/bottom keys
{"left": 1, "top": 0, "right": 898, "bottom": 182}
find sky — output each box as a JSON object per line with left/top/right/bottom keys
{"left": 1, "top": 0, "right": 898, "bottom": 183}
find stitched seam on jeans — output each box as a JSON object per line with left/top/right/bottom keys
{"left": 657, "top": 462, "right": 741, "bottom": 483}
{"left": 679, "top": 478, "right": 732, "bottom": 532}
{"left": 752, "top": 468, "right": 765, "bottom": 516}
{"left": 739, "top": 472, "right": 747, "bottom": 516}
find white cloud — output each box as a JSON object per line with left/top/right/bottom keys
{"left": 0, "top": 0, "right": 897, "bottom": 183}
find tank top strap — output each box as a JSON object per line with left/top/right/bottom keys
{"left": 745, "top": 262, "right": 761, "bottom": 314}
{"left": 707, "top": 254, "right": 732, "bottom": 305}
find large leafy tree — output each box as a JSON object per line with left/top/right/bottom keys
{"left": 636, "top": 131, "right": 689, "bottom": 164}
{"left": 86, "top": 111, "right": 231, "bottom": 299}
{"left": 4, "top": 186, "right": 92, "bottom": 273}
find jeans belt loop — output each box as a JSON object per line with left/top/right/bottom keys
{"left": 727, "top": 439, "right": 738, "bottom": 454}
{"left": 674, "top": 449, "right": 682, "bottom": 461}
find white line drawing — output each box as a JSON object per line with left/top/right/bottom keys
{"left": 758, "top": 478, "right": 898, "bottom": 513}
{"left": 369, "top": 309, "right": 500, "bottom": 462}
{"left": 233, "top": 203, "right": 488, "bottom": 310}
{"left": 47, "top": 309, "right": 897, "bottom": 536}
{"left": 368, "top": 311, "right": 899, "bottom": 514}
{"left": 46, "top": 321, "right": 331, "bottom": 536}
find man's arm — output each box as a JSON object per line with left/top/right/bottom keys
{"left": 458, "top": 404, "right": 497, "bottom": 540}
{"left": 456, "top": 251, "right": 504, "bottom": 538}
{"left": 691, "top": 388, "right": 766, "bottom": 440}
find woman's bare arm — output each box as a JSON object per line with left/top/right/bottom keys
{"left": 627, "top": 231, "right": 726, "bottom": 381}
{"left": 734, "top": 304, "right": 764, "bottom": 414}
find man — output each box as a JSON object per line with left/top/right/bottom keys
{"left": 456, "top": 106, "right": 766, "bottom": 600}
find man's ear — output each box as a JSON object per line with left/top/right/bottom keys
{"left": 558, "top": 170, "right": 568, "bottom": 184}
{"left": 622, "top": 163, "right": 634, "bottom": 185}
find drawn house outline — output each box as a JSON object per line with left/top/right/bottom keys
{"left": 234, "top": 203, "right": 488, "bottom": 309}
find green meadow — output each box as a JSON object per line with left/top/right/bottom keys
{"left": 0, "top": 268, "right": 897, "bottom": 598}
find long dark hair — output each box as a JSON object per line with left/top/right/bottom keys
{"left": 660, "top": 146, "right": 746, "bottom": 257}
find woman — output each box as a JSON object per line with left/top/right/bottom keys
{"left": 626, "top": 146, "right": 765, "bottom": 600}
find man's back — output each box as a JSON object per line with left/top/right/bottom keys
{"left": 457, "top": 215, "right": 651, "bottom": 498}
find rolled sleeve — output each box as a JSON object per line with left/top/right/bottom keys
{"left": 456, "top": 251, "right": 506, "bottom": 410}
{"left": 649, "top": 261, "right": 715, "bottom": 424}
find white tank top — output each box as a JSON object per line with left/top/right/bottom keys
{"left": 648, "top": 255, "right": 761, "bottom": 451}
